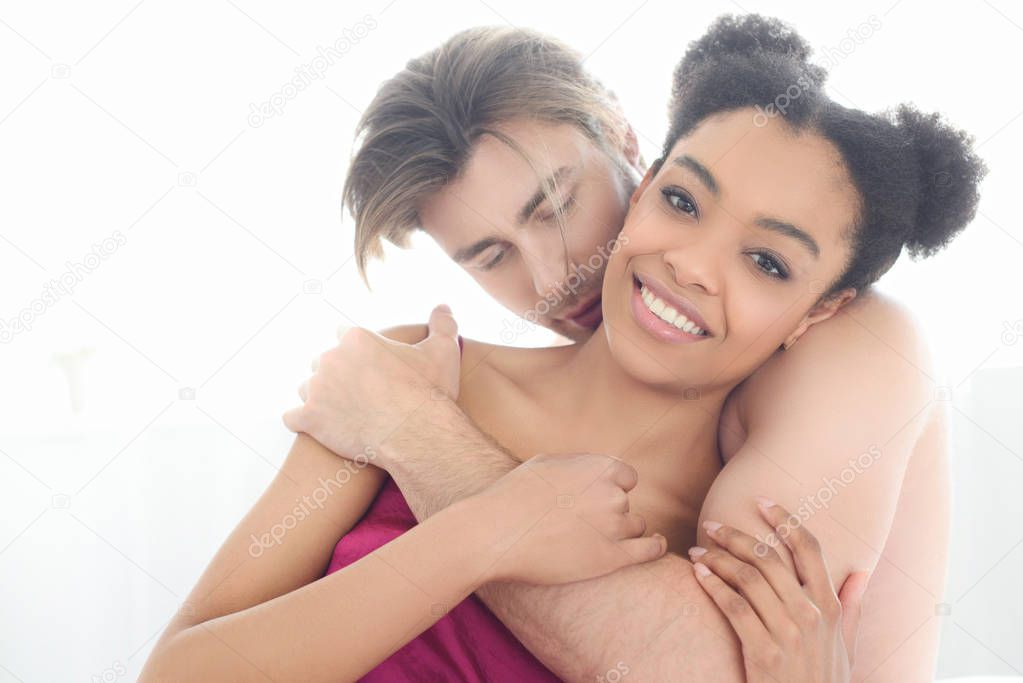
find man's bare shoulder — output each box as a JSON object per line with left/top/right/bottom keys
{"left": 734, "top": 288, "right": 934, "bottom": 429}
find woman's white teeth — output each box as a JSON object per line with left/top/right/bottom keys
{"left": 640, "top": 285, "right": 706, "bottom": 335}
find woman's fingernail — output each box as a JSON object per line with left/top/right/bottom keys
{"left": 688, "top": 546, "right": 707, "bottom": 558}
{"left": 693, "top": 562, "right": 711, "bottom": 578}
{"left": 703, "top": 520, "right": 722, "bottom": 533}
{"left": 755, "top": 496, "right": 775, "bottom": 509}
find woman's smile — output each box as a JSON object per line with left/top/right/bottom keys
{"left": 629, "top": 272, "right": 715, "bottom": 344}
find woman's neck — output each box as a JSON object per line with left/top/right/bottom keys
{"left": 525, "top": 324, "right": 734, "bottom": 458}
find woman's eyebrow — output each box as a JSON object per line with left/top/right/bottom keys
{"left": 669, "top": 154, "right": 820, "bottom": 259}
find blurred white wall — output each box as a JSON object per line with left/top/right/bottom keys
{"left": 0, "top": 0, "right": 1020, "bottom": 680}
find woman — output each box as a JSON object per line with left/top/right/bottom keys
{"left": 146, "top": 15, "right": 985, "bottom": 682}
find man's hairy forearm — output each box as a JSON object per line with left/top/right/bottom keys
{"left": 380, "top": 401, "right": 519, "bottom": 522}
{"left": 379, "top": 403, "right": 744, "bottom": 681}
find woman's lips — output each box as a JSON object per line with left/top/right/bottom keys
{"left": 563, "top": 295, "right": 603, "bottom": 329}
{"left": 630, "top": 277, "right": 713, "bottom": 344}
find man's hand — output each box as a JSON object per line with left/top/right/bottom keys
{"left": 283, "top": 304, "right": 462, "bottom": 460}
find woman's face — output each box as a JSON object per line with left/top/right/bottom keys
{"left": 419, "top": 119, "right": 640, "bottom": 342}
{"left": 602, "top": 107, "right": 860, "bottom": 390}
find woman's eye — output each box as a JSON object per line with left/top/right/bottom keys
{"left": 661, "top": 187, "right": 698, "bottom": 217}
{"left": 750, "top": 252, "right": 789, "bottom": 280}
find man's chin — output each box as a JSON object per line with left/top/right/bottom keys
{"left": 547, "top": 319, "right": 599, "bottom": 344}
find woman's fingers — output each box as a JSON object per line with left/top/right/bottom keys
{"left": 298, "top": 379, "right": 308, "bottom": 402}
{"left": 692, "top": 562, "right": 776, "bottom": 656}
{"left": 755, "top": 498, "right": 839, "bottom": 612}
{"left": 700, "top": 520, "right": 808, "bottom": 613}
{"left": 688, "top": 543, "right": 794, "bottom": 637}
{"left": 838, "top": 570, "right": 870, "bottom": 665}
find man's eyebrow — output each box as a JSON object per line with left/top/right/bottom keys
{"left": 669, "top": 154, "right": 820, "bottom": 260}
{"left": 452, "top": 237, "right": 503, "bottom": 264}
{"left": 516, "top": 165, "right": 575, "bottom": 224}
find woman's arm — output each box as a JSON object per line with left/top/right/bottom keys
{"left": 139, "top": 434, "right": 665, "bottom": 681}
{"left": 138, "top": 432, "right": 387, "bottom": 680}
{"left": 141, "top": 477, "right": 495, "bottom": 681}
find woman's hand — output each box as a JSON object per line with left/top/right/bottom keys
{"left": 688, "top": 498, "right": 870, "bottom": 682}
{"left": 283, "top": 304, "right": 461, "bottom": 459}
{"left": 473, "top": 453, "right": 668, "bottom": 585}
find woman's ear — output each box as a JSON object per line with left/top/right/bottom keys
{"left": 783, "top": 288, "right": 857, "bottom": 350}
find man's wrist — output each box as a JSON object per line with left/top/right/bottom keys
{"left": 377, "top": 398, "right": 468, "bottom": 469}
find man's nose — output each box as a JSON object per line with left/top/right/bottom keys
{"left": 522, "top": 234, "right": 574, "bottom": 298}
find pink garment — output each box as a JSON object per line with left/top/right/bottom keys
{"left": 325, "top": 336, "right": 559, "bottom": 681}
{"left": 324, "top": 476, "right": 563, "bottom": 682}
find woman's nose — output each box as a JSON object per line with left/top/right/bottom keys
{"left": 663, "top": 241, "right": 721, "bottom": 296}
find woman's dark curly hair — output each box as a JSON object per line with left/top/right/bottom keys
{"left": 661, "top": 14, "right": 988, "bottom": 299}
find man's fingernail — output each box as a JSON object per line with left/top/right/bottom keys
{"left": 688, "top": 546, "right": 707, "bottom": 558}
{"left": 755, "top": 496, "right": 775, "bottom": 509}
{"left": 693, "top": 562, "right": 711, "bottom": 578}
{"left": 702, "top": 520, "right": 722, "bottom": 533}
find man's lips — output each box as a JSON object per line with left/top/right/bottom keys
{"left": 560, "top": 294, "right": 603, "bottom": 329}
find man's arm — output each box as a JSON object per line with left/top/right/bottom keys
{"left": 698, "top": 292, "right": 946, "bottom": 681}
{"left": 381, "top": 402, "right": 746, "bottom": 681}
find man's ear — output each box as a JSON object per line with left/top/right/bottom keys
{"left": 630, "top": 157, "right": 663, "bottom": 207}
{"left": 783, "top": 287, "right": 857, "bottom": 350}
{"left": 622, "top": 123, "right": 643, "bottom": 175}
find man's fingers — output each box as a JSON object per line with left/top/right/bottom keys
{"left": 425, "top": 304, "right": 459, "bottom": 341}
{"left": 620, "top": 512, "right": 646, "bottom": 538}
{"left": 281, "top": 407, "right": 304, "bottom": 433}
{"left": 838, "top": 570, "right": 870, "bottom": 665}
{"left": 608, "top": 459, "right": 639, "bottom": 492}
{"left": 618, "top": 533, "right": 667, "bottom": 564}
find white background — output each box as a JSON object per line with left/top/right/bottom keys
{"left": 1, "top": 0, "right": 1021, "bottom": 680}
